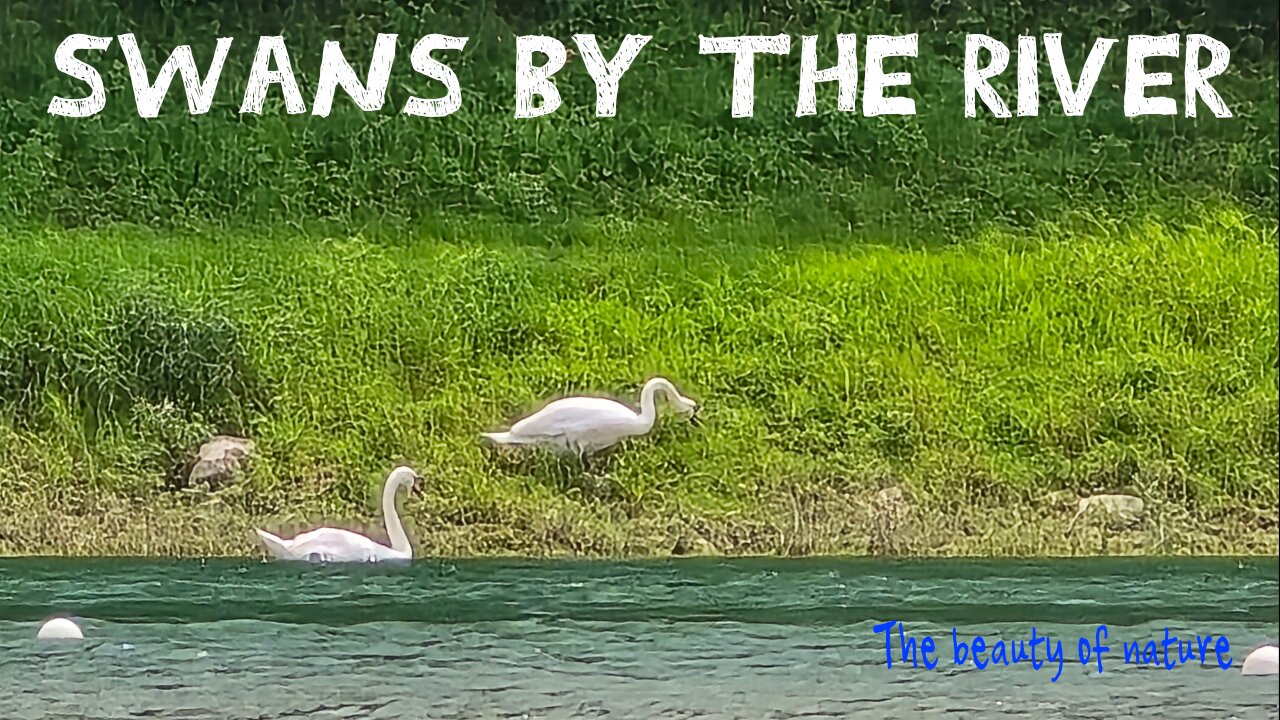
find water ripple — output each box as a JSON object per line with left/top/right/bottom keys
{"left": 0, "top": 557, "right": 1276, "bottom": 719}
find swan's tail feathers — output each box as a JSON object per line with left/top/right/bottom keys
{"left": 482, "top": 431, "right": 527, "bottom": 446}
{"left": 254, "top": 528, "right": 293, "bottom": 559}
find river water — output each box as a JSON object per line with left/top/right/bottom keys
{"left": 0, "top": 558, "right": 1276, "bottom": 719}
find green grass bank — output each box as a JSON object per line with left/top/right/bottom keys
{"left": 1, "top": 210, "right": 1276, "bottom": 556}
{"left": 0, "top": 0, "right": 1276, "bottom": 232}
{"left": 0, "top": 0, "right": 1277, "bottom": 556}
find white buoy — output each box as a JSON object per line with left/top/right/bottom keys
{"left": 37, "top": 617, "right": 83, "bottom": 640}
{"left": 1241, "top": 645, "right": 1279, "bottom": 676}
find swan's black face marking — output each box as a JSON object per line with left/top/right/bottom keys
{"left": 688, "top": 408, "right": 703, "bottom": 427}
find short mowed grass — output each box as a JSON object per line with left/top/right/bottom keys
{"left": 0, "top": 207, "right": 1276, "bottom": 557}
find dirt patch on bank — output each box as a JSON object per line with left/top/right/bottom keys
{"left": 1, "top": 482, "right": 1274, "bottom": 558}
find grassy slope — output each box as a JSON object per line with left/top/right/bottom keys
{"left": 1, "top": 209, "right": 1276, "bottom": 556}
{"left": 1, "top": 0, "right": 1276, "bottom": 229}
{"left": 0, "top": 0, "right": 1276, "bottom": 555}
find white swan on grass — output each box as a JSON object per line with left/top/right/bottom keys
{"left": 482, "top": 377, "right": 701, "bottom": 458}
{"left": 254, "top": 466, "right": 419, "bottom": 563}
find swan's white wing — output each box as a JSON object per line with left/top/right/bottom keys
{"left": 286, "top": 528, "right": 395, "bottom": 562}
{"left": 510, "top": 397, "right": 640, "bottom": 437}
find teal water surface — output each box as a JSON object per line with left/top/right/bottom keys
{"left": 1, "top": 558, "right": 1277, "bottom": 719}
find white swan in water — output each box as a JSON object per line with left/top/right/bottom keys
{"left": 254, "top": 466, "right": 419, "bottom": 563}
{"left": 482, "top": 377, "right": 701, "bottom": 457}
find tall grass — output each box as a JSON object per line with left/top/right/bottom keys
{"left": 0, "top": 0, "right": 1275, "bottom": 232}
{"left": 1, "top": 209, "right": 1275, "bottom": 554}
{"left": 0, "top": 0, "right": 1275, "bottom": 555}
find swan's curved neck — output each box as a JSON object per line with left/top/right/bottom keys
{"left": 381, "top": 479, "right": 411, "bottom": 555}
{"left": 637, "top": 379, "right": 675, "bottom": 431}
